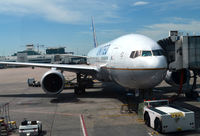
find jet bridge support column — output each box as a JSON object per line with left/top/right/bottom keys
{"left": 185, "top": 70, "right": 199, "bottom": 98}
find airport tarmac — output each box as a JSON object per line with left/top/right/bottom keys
{"left": 0, "top": 67, "right": 200, "bottom": 136}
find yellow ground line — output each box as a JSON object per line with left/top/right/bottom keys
{"left": 137, "top": 119, "right": 145, "bottom": 122}
{"left": 121, "top": 104, "right": 128, "bottom": 106}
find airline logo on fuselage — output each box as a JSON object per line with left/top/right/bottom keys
{"left": 96, "top": 44, "right": 110, "bottom": 56}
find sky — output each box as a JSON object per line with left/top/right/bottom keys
{"left": 0, "top": 0, "right": 200, "bottom": 56}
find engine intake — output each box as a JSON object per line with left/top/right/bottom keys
{"left": 165, "top": 69, "right": 190, "bottom": 86}
{"left": 41, "top": 70, "right": 65, "bottom": 94}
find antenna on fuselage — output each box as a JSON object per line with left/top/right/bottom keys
{"left": 91, "top": 16, "right": 98, "bottom": 48}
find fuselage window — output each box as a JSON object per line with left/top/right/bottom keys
{"left": 142, "top": 51, "right": 152, "bottom": 56}
{"left": 152, "top": 50, "right": 164, "bottom": 56}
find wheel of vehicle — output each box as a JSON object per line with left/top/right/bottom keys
{"left": 144, "top": 112, "right": 150, "bottom": 127}
{"left": 154, "top": 118, "right": 162, "bottom": 133}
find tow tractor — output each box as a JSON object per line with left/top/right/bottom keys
{"left": 19, "top": 120, "right": 42, "bottom": 136}
{"left": 143, "top": 100, "right": 195, "bottom": 133}
{"left": 27, "top": 78, "right": 41, "bottom": 87}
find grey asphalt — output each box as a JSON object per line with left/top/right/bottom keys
{"left": 0, "top": 67, "right": 199, "bottom": 136}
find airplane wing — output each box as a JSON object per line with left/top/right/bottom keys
{"left": 0, "top": 61, "right": 98, "bottom": 74}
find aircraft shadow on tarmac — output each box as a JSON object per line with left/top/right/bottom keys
{"left": 0, "top": 83, "right": 199, "bottom": 104}
{"left": 51, "top": 82, "right": 127, "bottom": 104}
{"left": 0, "top": 82, "right": 127, "bottom": 104}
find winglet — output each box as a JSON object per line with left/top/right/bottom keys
{"left": 91, "top": 17, "right": 98, "bottom": 48}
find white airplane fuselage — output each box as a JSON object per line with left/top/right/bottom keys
{"left": 87, "top": 34, "right": 167, "bottom": 89}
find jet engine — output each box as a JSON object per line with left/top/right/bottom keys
{"left": 41, "top": 70, "right": 65, "bottom": 94}
{"left": 165, "top": 69, "right": 190, "bottom": 86}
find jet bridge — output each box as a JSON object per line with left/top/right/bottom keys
{"left": 158, "top": 31, "right": 200, "bottom": 98}
{"left": 158, "top": 31, "right": 200, "bottom": 71}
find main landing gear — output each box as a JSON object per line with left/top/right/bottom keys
{"left": 74, "top": 73, "right": 93, "bottom": 95}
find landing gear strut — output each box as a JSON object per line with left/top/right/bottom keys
{"left": 74, "top": 85, "right": 85, "bottom": 95}
{"left": 74, "top": 73, "right": 94, "bottom": 95}
{"left": 74, "top": 73, "right": 86, "bottom": 95}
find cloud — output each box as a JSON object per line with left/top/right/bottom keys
{"left": 0, "top": 0, "right": 82, "bottom": 23}
{"left": 133, "top": 1, "right": 149, "bottom": 6}
{"left": 0, "top": 0, "right": 121, "bottom": 24}
{"left": 136, "top": 20, "right": 200, "bottom": 40}
{"left": 111, "top": 4, "right": 119, "bottom": 9}
{"left": 150, "top": 0, "right": 200, "bottom": 12}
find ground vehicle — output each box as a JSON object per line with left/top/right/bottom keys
{"left": 19, "top": 120, "right": 42, "bottom": 136}
{"left": 27, "top": 78, "right": 35, "bottom": 87}
{"left": 143, "top": 100, "right": 195, "bottom": 133}
{"left": 27, "top": 78, "right": 41, "bottom": 87}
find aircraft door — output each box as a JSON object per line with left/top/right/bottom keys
{"left": 109, "top": 46, "right": 125, "bottom": 68}
{"left": 108, "top": 45, "right": 125, "bottom": 82}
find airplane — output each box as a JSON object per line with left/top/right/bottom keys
{"left": 0, "top": 19, "right": 170, "bottom": 96}
{"left": 0, "top": 33, "right": 168, "bottom": 95}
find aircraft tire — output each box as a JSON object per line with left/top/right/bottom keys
{"left": 74, "top": 86, "right": 85, "bottom": 95}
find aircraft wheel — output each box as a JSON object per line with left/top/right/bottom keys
{"left": 74, "top": 86, "right": 85, "bottom": 95}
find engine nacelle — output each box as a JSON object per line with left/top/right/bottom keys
{"left": 41, "top": 70, "right": 65, "bottom": 94}
{"left": 165, "top": 69, "right": 190, "bottom": 86}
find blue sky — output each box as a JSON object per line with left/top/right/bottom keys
{"left": 0, "top": 0, "right": 200, "bottom": 56}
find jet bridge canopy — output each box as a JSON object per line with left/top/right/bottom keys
{"left": 158, "top": 31, "right": 200, "bottom": 71}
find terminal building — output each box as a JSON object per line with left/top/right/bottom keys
{"left": 46, "top": 47, "right": 65, "bottom": 54}
{"left": 0, "top": 45, "right": 86, "bottom": 66}
{"left": 12, "top": 44, "right": 41, "bottom": 56}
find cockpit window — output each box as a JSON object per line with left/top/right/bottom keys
{"left": 135, "top": 51, "right": 141, "bottom": 57}
{"left": 152, "top": 50, "right": 164, "bottom": 56}
{"left": 130, "top": 49, "right": 164, "bottom": 59}
{"left": 130, "top": 51, "right": 142, "bottom": 58}
{"left": 142, "top": 51, "right": 152, "bottom": 56}
{"left": 130, "top": 51, "right": 135, "bottom": 58}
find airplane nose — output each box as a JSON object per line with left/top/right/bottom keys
{"left": 139, "top": 56, "right": 167, "bottom": 88}
{"left": 142, "top": 56, "right": 167, "bottom": 69}
{"left": 153, "top": 56, "right": 167, "bottom": 69}
{"left": 111, "top": 55, "right": 168, "bottom": 89}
